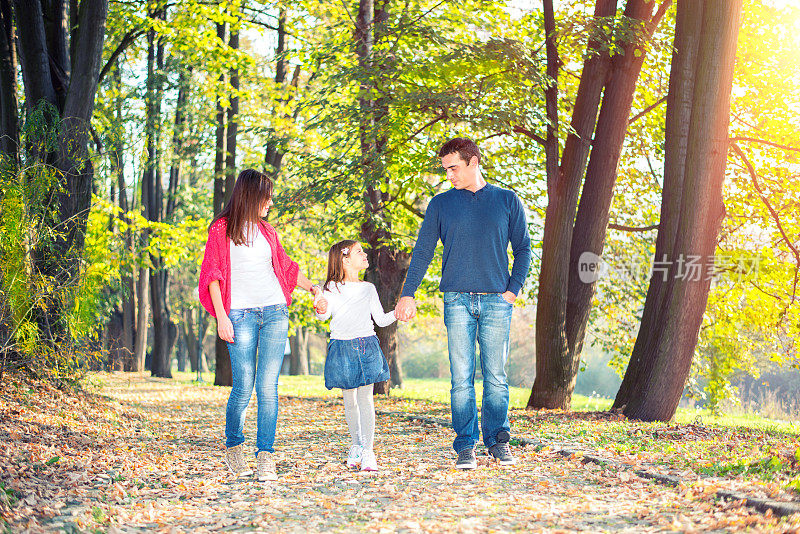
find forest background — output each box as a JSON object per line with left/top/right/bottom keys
{"left": 0, "top": 0, "right": 797, "bottom": 422}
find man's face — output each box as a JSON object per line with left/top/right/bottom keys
{"left": 441, "top": 152, "right": 478, "bottom": 190}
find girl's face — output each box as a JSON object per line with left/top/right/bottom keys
{"left": 344, "top": 243, "right": 369, "bottom": 271}
{"left": 259, "top": 197, "right": 273, "bottom": 218}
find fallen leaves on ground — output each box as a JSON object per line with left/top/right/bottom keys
{"left": 509, "top": 408, "right": 800, "bottom": 504}
{"left": 0, "top": 372, "right": 798, "bottom": 533}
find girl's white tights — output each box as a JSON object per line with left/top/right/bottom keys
{"left": 342, "top": 384, "right": 375, "bottom": 451}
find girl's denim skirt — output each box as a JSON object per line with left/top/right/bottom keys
{"left": 324, "top": 335, "right": 390, "bottom": 390}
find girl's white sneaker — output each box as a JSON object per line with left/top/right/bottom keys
{"left": 346, "top": 445, "right": 363, "bottom": 468}
{"left": 360, "top": 449, "right": 378, "bottom": 472}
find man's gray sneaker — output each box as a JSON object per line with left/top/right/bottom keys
{"left": 489, "top": 431, "right": 516, "bottom": 465}
{"left": 456, "top": 447, "right": 477, "bottom": 470}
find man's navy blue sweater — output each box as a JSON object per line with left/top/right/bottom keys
{"left": 401, "top": 183, "right": 532, "bottom": 298}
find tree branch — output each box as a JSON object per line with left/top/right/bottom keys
{"left": 542, "top": 0, "right": 560, "bottom": 198}
{"left": 729, "top": 136, "right": 800, "bottom": 152}
{"left": 731, "top": 141, "right": 799, "bottom": 315}
{"left": 98, "top": 29, "right": 145, "bottom": 84}
{"left": 650, "top": 0, "right": 672, "bottom": 28}
{"left": 395, "top": 198, "right": 424, "bottom": 219}
{"left": 404, "top": 113, "right": 447, "bottom": 143}
{"left": 512, "top": 125, "right": 547, "bottom": 146}
{"left": 628, "top": 95, "right": 667, "bottom": 125}
{"left": 608, "top": 223, "right": 659, "bottom": 232}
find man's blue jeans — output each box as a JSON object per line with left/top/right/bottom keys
{"left": 443, "top": 292, "right": 513, "bottom": 453}
{"left": 225, "top": 304, "right": 289, "bottom": 454}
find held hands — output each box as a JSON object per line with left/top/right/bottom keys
{"left": 395, "top": 296, "right": 417, "bottom": 322}
{"left": 394, "top": 293, "right": 514, "bottom": 322}
{"left": 314, "top": 297, "right": 328, "bottom": 315}
{"left": 311, "top": 285, "right": 328, "bottom": 314}
{"left": 217, "top": 314, "right": 234, "bottom": 343}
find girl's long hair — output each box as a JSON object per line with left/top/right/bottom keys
{"left": 323, "top": 239, "right": 358, "bottom": 291}
{"left": 211, "top": 169, "right": 274, "bottom": 245}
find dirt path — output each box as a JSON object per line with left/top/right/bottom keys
{"left": 2, "top": 375, "right": 796, "bottom": 532}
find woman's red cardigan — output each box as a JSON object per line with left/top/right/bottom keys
{"left": 198, "top": 217, "right": 299, "bottom": 317}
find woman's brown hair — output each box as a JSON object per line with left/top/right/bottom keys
{"left": 323, "top": 239, "right": 358, "bottom": 291}
{"left": 211, "top": 168, "right": 274, "bottom": 245}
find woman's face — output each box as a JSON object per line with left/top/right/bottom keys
{"left": 259, "top": 197, "right": 274, "bottom": 218}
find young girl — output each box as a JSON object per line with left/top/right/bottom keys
{"left": 314, "top": 240, "right": 397, "bottom": 472}
{"left": 199, "top": 168, "right": 326, "bottom": 482}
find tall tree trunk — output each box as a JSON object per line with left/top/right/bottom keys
{"left": 184, "top": 306, "right": 198, "bottom": 373}
{"left": 144, "top": 9, "right": 173, "bottom": 378}
{"left": 615, "top": 0, "right": 741, "bottom": 421}
{"left": 175, "top": 332, "right": 186, "bottom": 372}
{"left": 565, "top": 0, "right": 670, "bottom": 378}
{"left": 133, "top": 266, "right": 148, "bottom": 371}
{"left": 212, "top": 17, "right": 231, "bottom": 387}
{"left": 166, "top": 66, "right": 188, "bottom": 219}
{"left": 530, "top": 0, "right": 670, "bottom": 409}
{"left": 356, "top": 0, "right": 407, "bottom": 394}
{"left": 0, "top": 0, "right": 17, "bottom": 365}
{"left": 530, "top": 0, "right": 617, "bottom": 409}
{"left": 289, "top": 326, "right": 309, "bottom": 375}
{"left": 214, "top": 17, "right": 239, "bottom": 386}
{"left": 225, "top": 22, "right": 238, "bottom": 204}
{"left": 212, "top": 20, "right": 227, "bottom": 215}
{"left": 0, "top": 0, "right": 18, "bottom": 162}
{"left": 614, "top": 0, "right": 702, "bottom": 409}
{"left": 265, "top": 8, "right": 286, "bottom": 177}
{"left": 110, "top": 60, "right": 135, "bottom": 370}
{"left": 15, "top": 0, "right": 108, "bottom": 347}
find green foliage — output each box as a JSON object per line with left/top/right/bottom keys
{"left": 0, "top": 162, "right": 39, "bottom": 355}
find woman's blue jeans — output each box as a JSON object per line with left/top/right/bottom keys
{"left": 443, "top": 292, "right": 513, "bottom": 453}
{"left": 225, "top": 304, "right": 289, "bottom": 454}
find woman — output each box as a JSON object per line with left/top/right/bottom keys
{"left": 198, "top": 168, "right": 326, "bottom": 482}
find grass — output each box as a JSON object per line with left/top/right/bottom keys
{"left": 168, "top": 371, "right": 798, "bottom": 433}
{"left": 102, "top": 371, "right": 800, "bottom": 494}
{"left": 272, "top": 374, "right": 612, "bottom": 411}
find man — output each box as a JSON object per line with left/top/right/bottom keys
{"left": 396, "top": 137, "right": 531, "bottom": 469}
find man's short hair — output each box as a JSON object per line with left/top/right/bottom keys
{"left": 438, "top": 137, "right": 481, "bottom": 164}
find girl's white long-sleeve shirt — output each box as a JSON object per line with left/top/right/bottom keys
{"left": 316, "top": 281, "right": 396, "bottom": 340}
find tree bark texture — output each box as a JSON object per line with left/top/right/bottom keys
{"left": 529, "top": 0, "right": 617, "bottom": 409}
{"left": 184, "top": 307, "right": 198, "bottom": 373}
{"left": 175, "top": 334, "right": 186, "bottom": 372}
{"left": 0, "top": 0, "right": 18, "bottom": 161}
{"left": 14, "top": 0, "right": 108, "bottom": 347}
{"left": 213, "top": 18, "right": 240, "bottom": 387}
{"left": 143, "top": 9, "right": 174, "bottom": 378}
{"left": 289, "top": 326, "right": 309, "bottom": 375}
{"left": 225, "top": 24, "right": 238, "bottom": 204}
{"left": 356, "top": 0, "right": 407, "bottom": 394}
{"left": 133, "top": 266, "right": 148, "bottom": 371}
{"left": 166, "top": 67, "right": 188, "bottom": 219}
{"left": 264, "top": 8, "right": 286, "bottom": 176}
{"left": 110, "top": 60, "right": 135, "bottom": 370}
{"left": 530, "top": 0, "right": 671, "bottom": 409}
{"left": 212, "top": 21, "right": 227, "bottom": 216}
{"left": 212, "top": 19, "right": 231, "bottom": 386}
{"left": 614, "top": 0, "right": 742, "bottom": 421}
{"left": 614, "top": 0, "right": 703, "bottom": 409}
{"left": 565, "top": 0, "right": 671, "bottom": 384}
